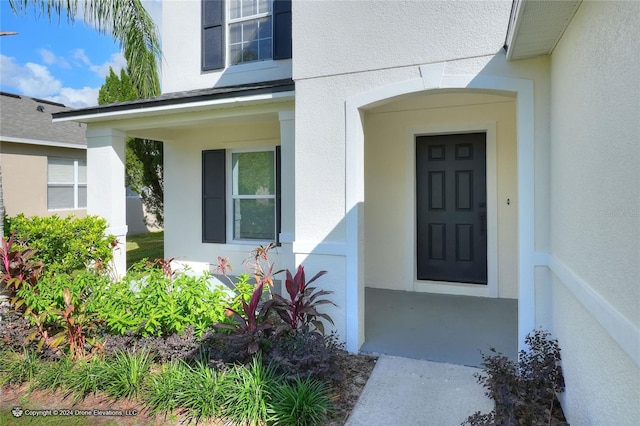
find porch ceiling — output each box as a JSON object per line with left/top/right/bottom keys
{"left": 505, "top": 0, "right": 582, "bottom": 61}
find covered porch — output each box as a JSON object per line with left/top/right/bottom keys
{"left": 361, "top": 288, "right": 518, "bottom": 367}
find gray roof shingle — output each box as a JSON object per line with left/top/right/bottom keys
{"left": 0, "top": 92, "right": 86, "bottom": 146}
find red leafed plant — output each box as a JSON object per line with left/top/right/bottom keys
{"left": 0, "top": 232, "right": 43, "bottom": 298}
{"left": 272, "top": 265, "right": 335, "bottom": 335}
{"left": 214, "top": 276, "right": 276, "bottom": 354}
{"left": 26, "top": 287, "right": 101, "bottom": 360}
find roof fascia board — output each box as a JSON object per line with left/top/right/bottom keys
{"left": 1, "top": 136, "right": 86, "bottom": 150}
{"left": 89, "top": 101, "right": 295, "bottom": 133}
{"left": 53, "top": 90, "right": 295, "bottom": 124}
{"left": 505, "top": 0, "right": 525, "bottom": 61}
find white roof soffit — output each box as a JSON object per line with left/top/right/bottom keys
{"left": 0, "top": 135, "right": 86, "bottom": 150}
{"left": 52, "top": 91, "right": 295, "bottom": 124}
{"left": 506, "top": 0, "right": 582, "bottom": 61}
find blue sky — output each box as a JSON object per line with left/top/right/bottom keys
{"left": 0, "top": 0, "right": 161, "bottom": 108}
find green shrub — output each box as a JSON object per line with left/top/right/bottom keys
{"left": 5, "top": 214, "right": 115, "bottom": 274}
{"left": 0, "top": 348, "right": 41, "bottom": 386}
{"left": 222, "top": 356, "right": 279, "bottom": 426}
{"left": 15, "top": 269, "right": 108, "bottom": 360}
{"left": 144, "top": 360, "right": 190, "bottom": 414}
{"left": 17, "top": 269, "right": 109, "bottom": 323}
{"left": 268, "top": 377, "right": 335, "bottom": 426}
{"left": 65, "top": 357, "right": 110, "bottom": 402}
{"left": 98, "top": 263, "right": 234, "bottom": 337}
{"left": 33, "top": 355, "right": 73, "bottom": 391}
{"left": 174, "top": 360, "right": 226, "bottom": 422}
{"left": 104, "top": 348, "right": 153, "bottom": 399}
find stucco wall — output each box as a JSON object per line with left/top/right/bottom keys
{"left": 292, "top": 0, "right": 511, "bottom": 80}
{"left": 163, "top": 119, "right": 287, "bottom": 275}
{"left": 363, "top": 93, "right": 518, "bottom": 298}
{"left": 161, "top": 0, "right": 292, "bottom": 93}
{"left": 0, "top": 142, "right": 86, "bottom": 218}
{"left": 291, "top": 0, "right": 551, "bottom": 345}
{"left": 545, "top": 1, "right": 640, "bottom": 423}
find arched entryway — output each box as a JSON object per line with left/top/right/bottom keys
{"left": 343, "top": 64, "right": 536, "bottom": 361}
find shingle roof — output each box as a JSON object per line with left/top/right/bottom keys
{"left": 53, "top": 78, "right": 295, "bottom": 120}
{"left": 0, "top": 92, "right": 86, "bottom": 146}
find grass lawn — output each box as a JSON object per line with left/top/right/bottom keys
{"left": 126, "top": 231, "right": 164, "bottom": 268}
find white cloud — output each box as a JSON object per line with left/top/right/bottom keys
{"left": 49, "top": 86, "right": 100, "bottom": 108}
{"left": 39, "top": 48, "right": 71, "bottom": 68}
{"left": 39, "top": 49, "right": 56, "bottom": 65}
{"left": 0, "top": 54, "right": 99, "bottom": 108}
{"left": 72, "top": 48, "right": 92, "bottom": 67}
{"left": 0, "top": 55, "right": 61, "bottom": 98}
{"left": 72, "top": 48, "right": 125, "bottom": 79}
{"left": 92, "top": 52, "right": 127, "bottom": 78}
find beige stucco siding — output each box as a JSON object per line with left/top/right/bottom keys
{"left": 0, "top": 142, "right": 86, "bottom": 218}
{"left": 364, "top": 93, "right": 518, "bottom": 298}
{"left": 544, "top": 1, "right": 640, "bottom": 423}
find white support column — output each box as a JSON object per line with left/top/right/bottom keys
{"left": 278, "top": 111, "right": 296, "bottom": 279}
{"left": 86, "top": 127, "right": 128, "bottom": 279}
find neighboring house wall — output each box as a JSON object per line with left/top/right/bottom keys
{"left": 0, "top": 92, "right": 88, "bottom": 220}
{"left": 536, "top": 1, "right": 640, "bottom": 423}
{"left": 126, "top": 195, "right": 161, "bottom": 235}
{"left": 0, "top": 142, "right": 86, "bottom": 218}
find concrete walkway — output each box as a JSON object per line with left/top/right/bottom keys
{"left": 346, "top": 355, "right": 493, "bottom": 426}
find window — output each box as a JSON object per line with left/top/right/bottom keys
{"left": 202, "top": 0, "right": 291, "bottom": 71}
{"left": 47, "top": 158, "right": 87, "bottom": 210}
{"left": 230, "top": 150, "right": 276, "bottom": 240}
{"left": 229, "top": 0, "right": 272, "bottom": 65}
{"left": 202, "top": 148, "right": 281, "bottom": 243}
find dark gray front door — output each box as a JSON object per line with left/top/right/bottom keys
{"left": 416, "top": 133, "right": 487, "bottom": 284}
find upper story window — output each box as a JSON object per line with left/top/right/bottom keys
{"left": 47, "top": 157, "right": 87, "bottom": 210}
{"left": 229, "top": 0, "right": 272, "bottom": 65}
{"left": 202, "top": 0, "right": 291, "bottom": 71}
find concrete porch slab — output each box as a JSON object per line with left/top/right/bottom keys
{"left": 361, "top": 288, "right": 518, "bottom": 367}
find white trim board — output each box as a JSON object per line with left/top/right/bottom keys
{"left": 545, "top": 254, "right": 640, "bottom": 367}
{"left": 53, "top": 91, "right": 296, "bottom": 124}
{"left": 1, "top": 135, "right": 86, "bottom": 150}
{"left": 404, "top": 122, "right": 499, "bottom": 298}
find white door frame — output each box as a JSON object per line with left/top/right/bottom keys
{"left": 405, "top": 123, "right": 498, "bottom": 298}
{"left": 344, "top": 63, "right": 535, "bottom": 353}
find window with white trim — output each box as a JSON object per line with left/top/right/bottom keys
{"left": 229, "top": 149, "right": 276, "bottom": 240}
{"left": 228, "top": 0, "right": 273, "bottom": 65}
{"left": 202, "top": 0, "right": 291, "bottom": 71}
{"left": 47, "top": 158, "right": 87, "bottom": 210}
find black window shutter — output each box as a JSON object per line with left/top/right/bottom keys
{"left": 202, "top": 0, "right": 225, "bottom": 70}
{"left": 275, "top": 146, "right": 282, "bottom": 245}
{"left": 202, "top": 150, "right": 226, "bottom": 243}
{"left": 273, "top": 0, "right": 292, "bottom": 60}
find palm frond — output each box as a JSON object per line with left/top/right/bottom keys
{"left": 9, "top": 0, "right": 161, "bottom": 98}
